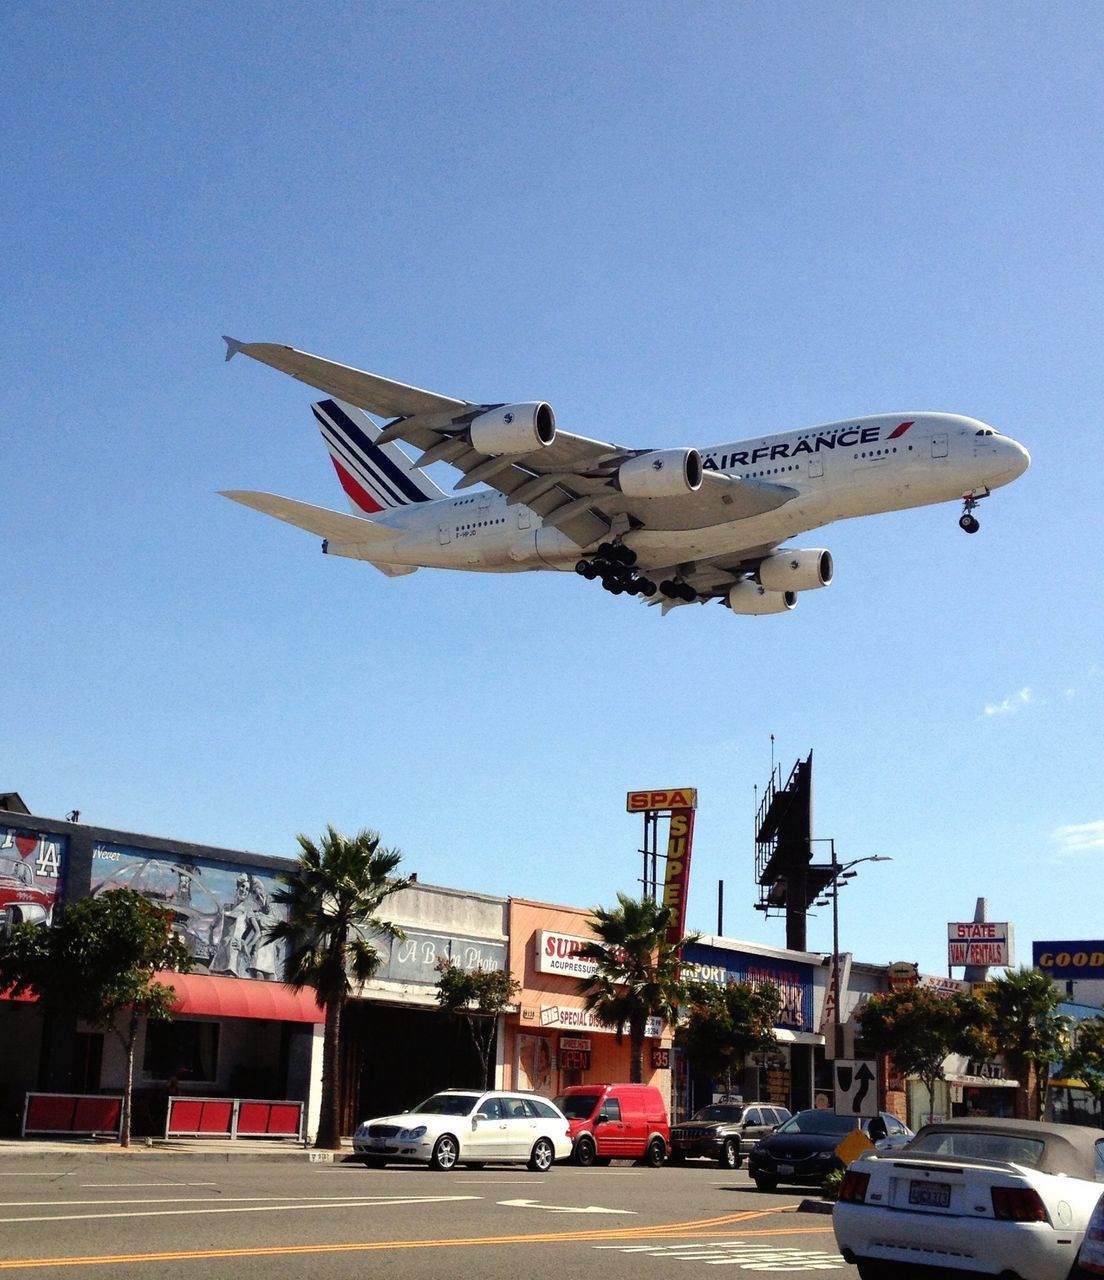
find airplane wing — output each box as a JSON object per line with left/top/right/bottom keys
{"left": 225, "top": 339, "right": 798, "bottom": 548}
{"left": 642, "top": 543, "right": 786, "bottom": 611}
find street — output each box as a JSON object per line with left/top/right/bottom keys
{"left": 0, "top": 1157, "right": 857, "bottom": 1279}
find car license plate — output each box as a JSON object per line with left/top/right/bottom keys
{"left": 777, "top": 1164, "right": 794, "bottom": 1174}
{"left": 909, "top": 1180, "right": 951, "bottom": 1208}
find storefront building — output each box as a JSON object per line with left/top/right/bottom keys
{"left": 681, "top": 937, "right": 823, "bottom": 1119}
{"left": 340, "top": 879, "right": 509, "bottom": 1132}
{"left": 502, "top": 898, "right": 671, "bottom": 1100}
{"left": 0, "top": 807, "right": 324, "bottom": 1138}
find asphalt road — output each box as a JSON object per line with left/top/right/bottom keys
{"left": 0, "top": 1157, "right": 858, "bottom": 1279}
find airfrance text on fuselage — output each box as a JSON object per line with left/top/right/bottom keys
{"left": 702, "top": 421, "right": 912, "bottom": 471}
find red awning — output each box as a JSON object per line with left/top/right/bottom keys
{"left": 155, "top": 971, "right": 324, "bottom": 1023}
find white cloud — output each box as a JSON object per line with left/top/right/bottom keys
{"left": 1051, "top": 822, "right": 1104, "bottom": 857}
{"left": 983, "top": 687, "right": 1034, "bottom": 717}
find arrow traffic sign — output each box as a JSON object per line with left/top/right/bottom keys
{"left": 833, "top": 1058, "right": 879, "bottom": 1117}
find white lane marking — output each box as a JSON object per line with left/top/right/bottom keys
{"left": 0, "top": 1194, "right": 470, "bottom": 1208}
{"left": 593, "top": 1240, "right": 846, "bottom": 1270}
{"left": 499, "top": 1198, "right": 635, "bottom": 1215}
{"left": 79, "top": 1182, "right": 219, "bottom": 1188}
{"left": 0, "top": 1194, "right": 480, "bottom": 1225}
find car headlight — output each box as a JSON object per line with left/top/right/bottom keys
{"left": 398, "top": 1125, "right": 427, "bottom": 1141}
{"left": 354, "top": 1124, "right": 368, "bottom": 1137}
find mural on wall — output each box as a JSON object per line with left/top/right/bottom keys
{"left": 0, "top": 827, "right": 66, "bottom": 932}
{"left": 90, "top": 843, "right": 288, "bottom": 980}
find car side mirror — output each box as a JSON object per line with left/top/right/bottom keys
{"left": 594, "top": 1112, "right": 607, "bottom": 1126}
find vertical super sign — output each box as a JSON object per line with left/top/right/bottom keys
{"left": 662, "top": 808, "right": 696, "bottom": 942}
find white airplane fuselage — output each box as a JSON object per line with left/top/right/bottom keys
{"left": 324, "top": 412, "right": 1029, "bottom": 573}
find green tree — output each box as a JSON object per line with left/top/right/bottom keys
{"left": 675, "top": 980, "right": 783, "bottom": 1098}
{"left": 858, "top": 986, "right": 991, "bottom": 1123}
{"left": 575, "top": 893, "right": 696, "bottom": 1083}
{"left": 1060, "top": 1016, "right": 1104, "bottom": 1112}
{"left": 267, "top": 826, "right": 409, "bottom": 1149}
{"left": 983, "top": 966, "right": 1069, "bottom": 1120}
{"left": 0, "top": 888, "right": 191, "bottom": 1147}
{"left": 435, "top": 960, "right": 521, "bottom": 1090}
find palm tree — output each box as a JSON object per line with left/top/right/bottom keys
{"left": 575, "top": 892, "right": 695, "bottom": 1082}
{"left": 984, "top": 966, "right": 1069, "bottom": 1120}
{"left": 267, "top": 826, "right": 409, "bottom": 1149}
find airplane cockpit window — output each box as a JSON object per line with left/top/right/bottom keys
{"left": 975, "top": 428, "right": 997, "bottom": 437}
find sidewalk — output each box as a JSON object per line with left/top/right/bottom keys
{"left": 0, "top": 1136, "right": 355, "bottom": 1163}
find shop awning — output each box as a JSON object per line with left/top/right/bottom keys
{"left": 155, "top": 971, "right": 324, "bottom": 1023}
{"left": 946, "top": 1072, "right": 1018, "bottom": 1088}
{"left": 773, "top": 1029, "right": 826, "bottom": 1046}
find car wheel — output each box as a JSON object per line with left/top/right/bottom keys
{"left": 645, "top": 1138, "right": 666, "bottom": 1168}
{"left": 528, "top": 1138, "right": 555, "bottom": 1172}
{"left": 719, "top": 1138, "right": 741, "bottom": 1170}
{"left": 573, "top": 1136, "right": 597, "bottom": 1167}
{"left": 428, "top": 1134, "right": 459, "bottom": 1171}
{"left": 753, "top": 1174, "right": 777, "bottom": 1192}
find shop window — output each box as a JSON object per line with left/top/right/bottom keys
{"left": 143, "top": 1020, "right": 220, "bottom": 1084}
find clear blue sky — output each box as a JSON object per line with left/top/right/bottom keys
{"left": 5, "top": 2, "right": 1102, "bottom": 979}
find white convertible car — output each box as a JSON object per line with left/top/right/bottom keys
{"left": 833, "top": 1117, "right": 1104, "bottom": 1280}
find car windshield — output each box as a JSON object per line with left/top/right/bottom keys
{"left": 554, "top": 1094, "right": 601, "bottom": 1120}
{"left": 410, "top": 1093, "right": 480, "bottom": 1116}
{"left": 908, "top": 1131, "right": 1046, "bottom": 1166}
{"left": 777, "top": 1111, "right": 856, "bottom": 1136}
{"left": 692, "top": 1106, "right": 744, "bottom": 1122}
{"left": 0, "top": 856, "right": 33, "bottom": 885}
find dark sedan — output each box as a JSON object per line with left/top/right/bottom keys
{"left": 748, "top": 1108, "right": 912, "bottom": 1190}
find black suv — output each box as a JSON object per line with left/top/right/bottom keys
{"left": 669, "top": 1102, "right": 791, "bottom": 1169}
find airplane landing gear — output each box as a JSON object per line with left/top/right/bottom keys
{"left": 575, "top": 544, "right": 656, "bottom": 598}
{"left": 959, "top": 490, "right": 988, "bottom": 534}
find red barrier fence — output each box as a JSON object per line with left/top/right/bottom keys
{"left": 23, "top": 1093, "right": 123, "bottom": 1138}
{"left": 165, "top": 1095, "right": 304, "bottom": 1140}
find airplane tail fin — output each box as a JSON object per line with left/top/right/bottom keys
{"left": 311, "top": 398, "right": 446, "bottom": 515}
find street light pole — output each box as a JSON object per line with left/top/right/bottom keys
{"left": 814, "top": 843, "right": 892, "bottom": 1059}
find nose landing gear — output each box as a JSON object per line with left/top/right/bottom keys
{"left": 959, "top": 490, "right": 989, "bottom": 534}
{"left": 574, "top": 543, "right": 657, "bottom": 598}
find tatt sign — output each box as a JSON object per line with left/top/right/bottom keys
{"left": 626, "top": 789, "right": 698, "bottom": 812}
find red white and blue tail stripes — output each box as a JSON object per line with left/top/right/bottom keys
{"left": 311, "top": 399, "right": 444, "bottom": 514}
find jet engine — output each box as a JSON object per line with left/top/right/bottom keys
{"left": 617, "top": 448, "right": 703, "bottom": 498}
{"left": 727, "top": 582, "right": 797, "bottom": 615}
{"left": 469, "top": 403, "right": 556, "bottom": 455}
{"left": 757, "top": 548, "right": 833, "bottom": 593}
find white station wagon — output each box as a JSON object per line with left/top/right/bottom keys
{"left": 353, "top": 1089, "right": 573, "bottom": 1171}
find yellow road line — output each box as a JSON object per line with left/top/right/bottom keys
{"left": 0, "top": 1205, "right": 833, "bottom": 1270}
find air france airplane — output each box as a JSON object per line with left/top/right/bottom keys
{"left": 222, "top": 338, "right": 1030, "bottom": 616}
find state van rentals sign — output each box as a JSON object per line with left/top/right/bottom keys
{"left": 947, "top": 921, "right": 1015, "bottom": 968}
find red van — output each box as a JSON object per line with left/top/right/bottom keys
{"left": 553, "top": 1083, "right": 670, "bottom": 1167}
